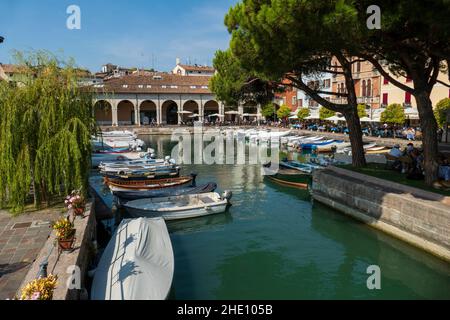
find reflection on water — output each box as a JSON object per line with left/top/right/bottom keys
{"left": 91, "top": 134, "right": 450, "bottom": 300}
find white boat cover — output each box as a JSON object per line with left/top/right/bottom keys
{"left": 91, "top": 217, "right": 174, "bottom": 300}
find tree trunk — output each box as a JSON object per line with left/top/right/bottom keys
{"left": 415, "top": 92, "right": 439, "bottom": 185}
{"left": 344, "top": 110, "right": 367, "bottom": 167}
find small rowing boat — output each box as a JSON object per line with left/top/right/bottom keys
{"left": 123, "top": 191, "right": 233, "bottom": 220}
{"left": 113, "top": 182, "right": 218, "bottom": 201}
{"left": 105, "top": 176, "right": 194, "bottom": 192}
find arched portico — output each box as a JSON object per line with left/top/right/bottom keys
{"left": 162, "top": 100, "right": 179, "bottom": 125}
{"left": 94, "top": 100, "right": 113, "bottom": 126}
{"left": 117, "top": 100, "right": 135, "bottom": 125}
{"left": 140, "top": 100, "right": 157, "bottom": 125}
{"left": 243, "top": 101, "right": 258, "bottom": 122}
{"left": 204, "top": 100, "right": 220, "bottom": 123}
{"left": 182, "top": 100, "right": 199, "bottom": 123}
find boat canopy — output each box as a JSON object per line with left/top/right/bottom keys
{"left": 91, "top": 217, "right": 174, "bottom": 300}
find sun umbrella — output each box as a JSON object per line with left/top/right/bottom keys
{"left": 177, "top": 110, "right": 193, "bottom": 114}
{"left": 325, "top": 115, "right": 346, "bottom": 121}
{"left": 225, "top": 111, "right": 240, "bottom": 115}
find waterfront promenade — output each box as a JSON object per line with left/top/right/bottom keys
{"left": 0, "top": 208, "right": 61, "bottom": 299}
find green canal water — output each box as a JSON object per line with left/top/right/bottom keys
{"left": 92, "top": 135, "right": 450, "bottom": 299}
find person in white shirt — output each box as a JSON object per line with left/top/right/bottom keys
{"left": 389, "top": 144, "right": 402, "bottom": 158}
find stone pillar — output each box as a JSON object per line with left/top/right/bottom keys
{"left": 178, "top": 103, "right": 182, "bottom": 125}
{"left": 112, "top": 101, "right": 118, "bottom": 127}
{"left": 156, "top": 103, "right": 161, "bottom": 125}
{"left": 134, "top": 105, "right": 141, "bottom": 126}
{"left": 257, "top": 103, "right": 262, "bottom": 126}
{"left": 199, "top": 101, "right": 204, "bottom": 123}
{"left": 238, "top": 104, "right": 244, "bottom": 120}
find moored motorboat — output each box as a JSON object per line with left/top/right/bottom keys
{"left": 105, "top": 175, "right": 194, "bottom": 192}
{"left": 280, "top": 160, "right": 323, "bottom": 174}
{"left": 113, "top": 182, "right": 218, "bottom": 201}
{"left": 123, "top": 191, "right": 233, "bottom": 220}
{"left": 90, "top": 217, "right": 174, "bottom": 300}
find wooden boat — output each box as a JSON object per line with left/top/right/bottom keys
{"left": 265, "top": 176, "right": 308, "bottom": 189}
{"left": 123, "top": 192, "right": 233, "bottom": 220}
{"left": 104, "top": 169, "right": 180, "bottom": 181}
{"left": 105, "top": 175, "right": 194, "bottom": 192}
{"left": 280, "top": 160, "right": 323, "bottom": 174}
{"left": 113, "top": 182, "right": 218, "bottom": 201}
{"left": 365, "top": 147, "right": 390, "bottom": 154}
{"left": 91, "top": 217, "right": 174, "bottom": 300}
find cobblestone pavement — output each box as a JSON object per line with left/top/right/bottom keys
{"left": 0, "top": 208, "right": 62, "bottom": 299}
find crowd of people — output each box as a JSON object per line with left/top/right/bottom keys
{"left": 290, "top": 121, "right": 422, "bottom": 140}
{"left": 388, "top": 143, "right": 450, "bottom": 187}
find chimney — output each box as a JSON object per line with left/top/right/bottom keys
{"left": 176, "top": 57, "right": 180, "bottom": 65}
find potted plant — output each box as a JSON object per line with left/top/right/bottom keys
{"left": 20, "top": 274, "right": 58, "bottom": 300}
{"left": 52, "top": 217, "right": 76, "bottom": 251}
{"left": 65, "top": 190, "right": 86, "bottom": 217}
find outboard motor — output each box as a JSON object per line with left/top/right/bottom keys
{"left": 190, "top": 173, "right": 198, "bottom": 187}
{"left": 221, "top": 190, "right": 233, "bottom": 204}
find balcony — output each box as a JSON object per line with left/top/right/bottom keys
{"left": 330, "top": 97, "right": 348, "bottom": 104}
{"left": 357, "top": 96, "right": 380, "bottom": 104}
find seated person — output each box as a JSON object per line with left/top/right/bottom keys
{"left": 404, "top": 143, "right": 414, "bottom": 155}
{"left": 389, "top": 144, "right": 403, "bottom": 158}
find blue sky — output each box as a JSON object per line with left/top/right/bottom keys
{"left": 0, "top": 0, "right": 238, "bottom": 72}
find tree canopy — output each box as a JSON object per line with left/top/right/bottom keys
{"left": 277, "top": 105, "right": 292, "bottom": 120}
{"left": 297, "top": 108, "right": 310, "bottom": 120}
{"left": 319, "top": 107, "right": 336, "bottom": 120}
{"left": 261, "top": 102, "right": 276, "bottom": 119}
{"left": 380, "top": 104, "right": 406, "bottom": 125}
{"left": 434, "top": 98, "right": 450, "bottom": 128}
{"left": 0, "top": 51, "right": 95, "bottom": 212}
{"left": 357, "top": 104, "right": 368, "bottom": 118}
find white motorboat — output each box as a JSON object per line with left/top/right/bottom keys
{"left": 90, "top": 217, "right": 174, "bottom": 300}
{"left": 91, "top": 150, "right": 152, "bottom": 168}
{"left": 123, "top": 191, "right": 233, "bottom": 220}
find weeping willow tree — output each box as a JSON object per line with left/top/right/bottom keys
{"left": 0, "top": 51, "right": 96, "bottom": 213}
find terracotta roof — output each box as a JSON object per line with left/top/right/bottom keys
{"left": 0, "top": 64, "right": 24, "bottom": 73}
{"left": 178, "top": 64, "right": 215, "bottom": 72}
{"left": 93, "top": 73, "right": 212, "bottom": 94}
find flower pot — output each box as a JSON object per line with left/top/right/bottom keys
{"left": 73, "top": 207, "right": 85, "bottom": 217}
{"left": 58, "top": 236, "right": 75, "bottom": 251}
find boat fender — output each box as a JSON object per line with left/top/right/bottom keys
{"left": 221, "top": 190, "right": 233, "bottom": 202}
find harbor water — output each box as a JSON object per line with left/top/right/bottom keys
{"left": 91, "top": 135, "right": 450, "bottom": 299}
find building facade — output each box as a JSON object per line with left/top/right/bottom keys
{"left": 172, "top": 58, "right": 215, "bottom": 77}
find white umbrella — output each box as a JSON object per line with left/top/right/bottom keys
{"left": 304, "top": 115, "right": 319, "bottom": 120}
{"left": 289, "top": 115, "right": 299, "bottom": 119}
{"left": 177, "top": 110, "right": 193, "bottom": 114}
{"left": 325, "top": 115, "right": 346, "bottom": 122}
{"left": 242, "top": 113, "right": 258, "bottom": 117}
{"left": 360, "top": 116, "right": 377, "bottom": 122}
{"left": 225, "top": 111, "right": 240, "bottom": 115}
{"left": 208, "top": 113, "right": 224, "bottom": 117}
{"left": 188, "top": 113, "right": 199, "bottom": 118}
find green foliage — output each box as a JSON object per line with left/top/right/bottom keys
{"left": 277, "top": 104, "right": 292, "bottom": 120}
{"left": 297, "top": 108, "right": 310, "bottom": 120}
{"left": 380, "top": 104, "right": 406, "bottom": 125}
{"left": 261, "top": 103, "right": 276, "bottom": 118}
{"left": 357, "top": 104, "right": 368, "bottom": 118}
{"left": 209, "top": 50, "right": 245, "bottom": 107}
{"left": 319, "top": 107, "right": 335, "bottom": 120}
{"left": 434, "top": 98, "right": 450, "bottom": 128}
{"left": 0, "top": 51, "right": 95, "bottom": 212}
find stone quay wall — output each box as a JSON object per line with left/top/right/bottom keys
{"left": 312, "top": 166, "right": 450, "bottom": 262}
{"left": 18, "top": 201, "right": 97, "bottom": 300}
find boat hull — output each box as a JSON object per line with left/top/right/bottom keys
{"left": 106, "top": 176, "right": 193, "bottom": 192}
{"left": 114, "top": 182, "right": 217, "bottom": 200}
